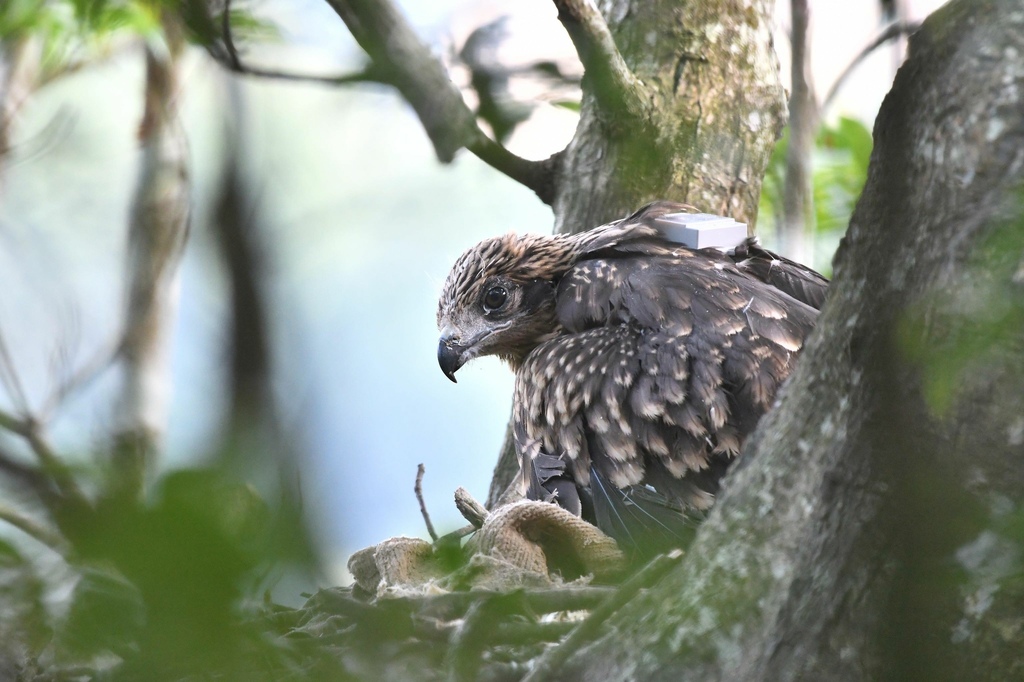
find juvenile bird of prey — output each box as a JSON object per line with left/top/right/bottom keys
{"left": 437, "top": 201, "right": 827, "bottom": 553}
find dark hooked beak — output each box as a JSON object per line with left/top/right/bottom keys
{"left": 438, "top": 336, "right": 468, "bottom": 383}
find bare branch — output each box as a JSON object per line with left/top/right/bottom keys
{"left": 39, "top": 333, "right": 122, "bottom": 422}
{"left": 822, "top": 21, "right": 921, "bottom": 113}
{"left": 0, "top": 327, "right": 30, "bottom": 415}
{"left": 0, "top": 441, "right": 54, "bottom": 499}
{"left": 109, "top": 23, "right": 191, "bottom": 500}
{"left": 468, "top": 141, "right": 560, "bottom": 206}
{"left": 324, "top": 0, "right": 477, "bottom": 162}
{"left": 0, "top": 503, "right": 66, "bottom": 551}
{"left": 322, "top": 0, "right": 558, "bottom": 203}
{"left": 551, "top": 0, "right": 648, "bottom": 118}
{"left": 0, "top": 409, "right": 88, "bottom": 506}
{"left": 415, "top": 463, "right": 438, "bottom": 542}
{"left": 434, "top": 524, "right": 476, "bottom": 547}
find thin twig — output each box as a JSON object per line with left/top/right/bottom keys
{"left": 0, "top": 443, "right": 53, "bottom": 500}
{"left": 0, "top": 328, "right": 30, "bottom": 414}
{"left": 415, "top": 463, "right": 439, "bottom": 542}
{"left": 822, "top": 21, "right": 921, "bottom": 113}
{"left": 215, "top": 0, "right": 390, "bottom": 87}
{"left": 0, "top": 503, "right": 66, "bottom": 551}
{"left": 551, "top": 0, "right": 648, "bottom": 118}
{"left": 24, "top": 422, "right": 88, "bottom": 505}
{"left": 521, "top": 549, "right": 684, "bottom": 681}
{"left": 0, "top": 408, "right": 87, "bottom": 506}
{"left": 411, "top": 615, "right": 574, "bottom": 644}
{"left": 39, "top": 334, "right": 123, "bottom": 421}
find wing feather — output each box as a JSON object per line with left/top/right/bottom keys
{"left": 516, "top": 239, "right": 819, "bottom": 528}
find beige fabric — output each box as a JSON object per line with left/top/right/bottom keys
{"left": 347, "top": 501, "right": 625, "bottom": 596}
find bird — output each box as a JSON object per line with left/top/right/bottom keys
{"left": 436, "top": 201, "right": 827, "bottom": 554}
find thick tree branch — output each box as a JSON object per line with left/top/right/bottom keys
{"left": 551, "top": 0, "right": 648, "bottom": 119}
{"left": 322, "top": 0, "right": 557, "bottom": 203}
{"left": 325, "top": 0, "right": 472, "bottom": 162}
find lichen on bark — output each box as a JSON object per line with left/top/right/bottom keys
{"left": 560, "top": 1, "right": 1024, "bottom": 679}
{"left": 552, "top": 0, "right": 786, "bottom": 235}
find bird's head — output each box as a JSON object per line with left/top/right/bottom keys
{"left": 436, "top": 232, "right": 574, "bottom": 382}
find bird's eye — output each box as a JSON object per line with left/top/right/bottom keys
{"left": 483, "top": 286, "right": 508, "bottom": 311}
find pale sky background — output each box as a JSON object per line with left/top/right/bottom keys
{"left": 0, "top": 0, "right": 947, "bottom": 587}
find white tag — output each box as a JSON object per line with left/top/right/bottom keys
{"left": 652, "top": 212, "right": 748, "bottom": 250}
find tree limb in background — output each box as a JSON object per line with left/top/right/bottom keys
{"left": 822, "top": 20, "right": 921, "bottom": 114}
{"left": 321, "top": 0, "right": 558, "bottom": 204}
{"left": 110, "top": 17, "right": 191, "bottom": 501}
{"left": 0, "top": 502, "right": 66, "bottom": 551}
{"left": 0, "top": 384, "right": 88, "bottom": 507}
{"left": 323, "top": 0, "right": 479, "bottom": 163}
{"left": 780, "top": 0, "right": 817, "bottom": 265}
{"left": 551, "top": 0, "right": 648, "bottom": 118}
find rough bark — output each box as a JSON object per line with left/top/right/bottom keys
{"left": 559, "top": 1, "right": 1024, "bottom": 679}
{"left": 552, "top": 0, "right": 785, "bottom": 233}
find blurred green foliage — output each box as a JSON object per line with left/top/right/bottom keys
{"left": 0, "top": 460, "right": 320, "bottom": 680}
{"left": 759, "top": 116, "right": 873, "bottom": 271}
{"left": 0, "top": 0, "right": 275, "bottom": 77}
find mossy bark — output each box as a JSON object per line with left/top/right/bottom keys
{"left": 552, "top": 0, "right": 786, "bottom": 234}
{"left": 561, "top": 1, "right": 1024, "bottom": 678}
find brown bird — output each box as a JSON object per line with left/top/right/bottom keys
{"left": 437, "top": 201, "right": 827, "bottom": 553}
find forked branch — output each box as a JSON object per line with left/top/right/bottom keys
{"left": 551, "top": 0, "right": 649, "bottom": 118}
{"left": 321, "top": 0, "right": 559, "bottom": 203}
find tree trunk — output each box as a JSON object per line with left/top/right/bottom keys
{"left": 558, "top": 1, "right": 1024, "bottom": 679}
{"left": 552, "top": 0, "right": 786, "bottom": 234}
